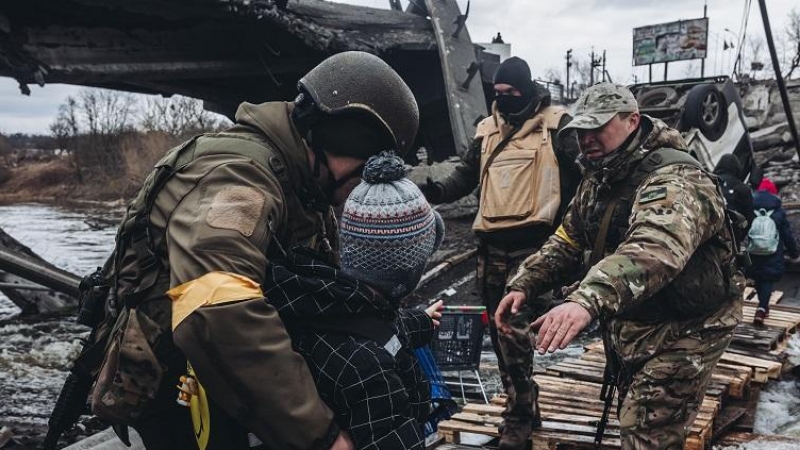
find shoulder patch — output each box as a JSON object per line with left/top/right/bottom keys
{"left": 638, "top": 186, "right": 668, "bottom": 204}
{"left": 206, "top": 186, "right": 265, "bottom": 236}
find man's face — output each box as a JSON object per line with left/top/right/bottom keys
{"left": 494, "top": 83, "right": 522, "bottom": 97}
{"left": 321, "top": 153, "right": 366, "bottom": 206}
{"left": 577, "top": 112, "right": 640, "bottom": 160}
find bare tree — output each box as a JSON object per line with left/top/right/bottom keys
{"left": 140, "top": 95, "right": 223, "bottom": 137}
{"left": 542, "top": 67, "right": 563, "bottom": 85}
{"left": 742, "top": 36, "right": 770, "bottom": 79}
{"left": 784, "top": 7, "right": 800, "bottom": 79}
{"left": 49, "top": 88, "right": 137, "bottom": 180}
{"left": 79, "top": 89, "right": 136, "bottom": 170}
{"left": 50, "top": 97, "right": 82, "bottom": 180}
{"left": 0, "top": 133, "right": 12, "bottom": 166}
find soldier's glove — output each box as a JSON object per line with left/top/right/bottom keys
{"left": 417, "top": 177, "right": 444, "bottom": 204}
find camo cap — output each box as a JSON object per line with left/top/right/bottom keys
{"left": 562, "top": 83, "right": 638, "bottom": 132}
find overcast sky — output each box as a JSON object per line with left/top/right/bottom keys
{"left": 0, "top": 0, "right": 797, "bottom": 134}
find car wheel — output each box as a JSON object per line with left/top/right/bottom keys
{"left": 683, "top": 84, "right": 728, "bottom": 141}
{"left": 637, "top": 87, "right": 678, "bottom": 108}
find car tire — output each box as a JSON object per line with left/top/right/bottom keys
{"left": 637, "top": 87, "right": 678, "bottom": 108}
{"left": 684, "top": 84, "right": 728, "bottom": 141}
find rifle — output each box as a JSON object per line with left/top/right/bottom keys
{"left": 594, "top": 320, "right": 619, "bottom": 450}
{"left": 595, "top": 361, "right": 617, "bottom": 449}
{"left": 42, "top": 267, "right": 112, "bottom": 450}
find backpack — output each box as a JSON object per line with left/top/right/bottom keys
{"left": 747, "top": 208, "right": 779, "bottom": 255}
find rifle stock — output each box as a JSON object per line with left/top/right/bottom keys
{"left": 43, "top": 267, "right": 111, "bottom": 450}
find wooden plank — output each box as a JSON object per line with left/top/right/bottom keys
{"left": 743, "top": 287, "right": 783, "bottom": 305}
{"left": 711, "top": 406, "right": 746, "bottom": 442}
{"left": 716, "top": 431, "right": 800, "bottom": 446}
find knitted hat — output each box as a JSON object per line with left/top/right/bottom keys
{"left": 339, "top": 152, "right": 445, "bottom": 300}
{"left": 758, "top": 178, "right": 778, "bottom": 195}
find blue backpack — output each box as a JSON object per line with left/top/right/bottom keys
{"left": 747, "top": 208, "right": 779, "bottom": 255}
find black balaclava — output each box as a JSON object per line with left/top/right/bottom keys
{"left": 493, "top": 57, "right": 536, "bottom": 119}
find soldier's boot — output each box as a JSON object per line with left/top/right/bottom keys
{"left": 498, "top": 417, "right": 532, "bottom": 450}
{"left": 498, "top": 380, "right": 539, "bottom": 450}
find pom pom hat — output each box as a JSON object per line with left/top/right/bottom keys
{"left": 339, "top": 152, "right": 444, "bottom": 300}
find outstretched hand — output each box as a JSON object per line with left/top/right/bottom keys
{"left": 494, "top": 291, "right": 527, "bottom": 334}
{"left": 425, "top": 299, "right": 444, "bottom": 327}
{"left": 530, "top": 302, "right": 592, "bottom": 354}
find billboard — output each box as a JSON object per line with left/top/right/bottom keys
{"left": 633, "top": 18, "right": 708, "bottom": 66}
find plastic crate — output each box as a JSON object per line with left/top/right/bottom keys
{"left": 430, "top": 309, "right": 487, "bottom": 371}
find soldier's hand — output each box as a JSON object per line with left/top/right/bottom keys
{"left": 330, "top": 430, "right": 354, "bottom": 450}
{"left": 417, "top": 177, "right": 443, "bottom": 203}
{"left": 495, "top": 290, "right": 527, "bottom": 334}
{"left": 530, "top": 302, "right": 592, "bottom": 354}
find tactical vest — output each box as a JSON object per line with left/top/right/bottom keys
{"left": 472, "top": 106, "right": 565, "bottom": 233}
{"left": 92, "top": 123, "right": 337, "bottom": 424}
{"left": 588, "top": 148, "right": 739, "bottom": 322}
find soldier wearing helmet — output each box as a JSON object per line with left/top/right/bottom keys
{"left": 88, "top": 51, "right": 418, "bottom": 450}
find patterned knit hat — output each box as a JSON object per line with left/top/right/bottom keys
{"left": 339, "top": 152, "right": 445, "bottom": 300}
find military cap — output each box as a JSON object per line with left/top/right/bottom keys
{"left": 562, "top": 82, "right": 638, "bottom": 132}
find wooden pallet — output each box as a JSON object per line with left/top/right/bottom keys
{"left": 437, "top": 303, "right": 800, "bottom": 449}
{"left": 731, "top": 322, "right": 787, "bottom": 351}
{"left": 743, "top": 287, "right": 784, "bottom": 305}
{"left": 438, "top": 375, "right": 717, "bottom": 450}
{"left": 743, "top": 303, "right": 800, "bottom": 334}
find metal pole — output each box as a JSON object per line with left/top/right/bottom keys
{"left": 649, "top": 64, "right": 652, "bottom": 82}
{"left": 701, "top": 3, "right": 707, "bottom": 77}
{"left": 590, "top": 48, "right": 595, "bottom": 85}
{"left": 566, "top": 49, "right": 572, "bottom": 100}
{"left": 602, "top": 50, "right": 607, "bottom": 82}
{"left": 664, "top": 62, "right": 668, "bottom": 81}
{"left": 757, "top": 0, "right": 800, "bottom": 157}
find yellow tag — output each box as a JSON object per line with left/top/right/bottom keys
{"left": 188, "top": 365, "right": 211, "bottom": 450}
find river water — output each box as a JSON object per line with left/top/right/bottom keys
{"left": 0, "top": 203, "right": 799, "bottom": 449}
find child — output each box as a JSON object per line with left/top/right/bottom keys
{"left": 747, "top": 178, "right": 800, "bottom": 324}
{"left": 263, "top": 152, "right": 445, "bottom": 449}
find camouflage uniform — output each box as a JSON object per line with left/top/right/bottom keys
{"left": 507, "top": 84, "right": 743, "bottom": 450}
{"left": 431, "top": 83, "right": 581, "bottom": 430}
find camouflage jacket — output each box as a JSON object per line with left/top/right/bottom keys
{"left": 508, "top": 116, "right": 742, "bottom": 364}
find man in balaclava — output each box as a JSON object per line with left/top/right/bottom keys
{"left": 418, "top": 56, "right": 581, "bottom": 449}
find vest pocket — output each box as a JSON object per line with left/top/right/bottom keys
{"left": 480, "top": 150, "right": 537, "bottom": 221}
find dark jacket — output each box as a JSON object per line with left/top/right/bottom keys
{"left": 713, "top": 154, "right": 755, "bottom": 238}
{"left": 432, "top": 83, "right": 581, "bottom": 248}
{"left": 264, "top": 249, "right": 434, "bottom": 450}
{"left": 747, "top": 191, "right": 800, "bottom": 281}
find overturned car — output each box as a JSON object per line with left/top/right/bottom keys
{"left": 629, "top": 77, "right": 758, "bottom": 184}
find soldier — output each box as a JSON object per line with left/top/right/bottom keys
{"left": 495, "top": 83, "right": 743, "bottom": 449}
{"left": 419, "top": 56, "right": 581, "bottom": 449}
{"left": 89, "top": 51, "right": 419, "bottom": 450}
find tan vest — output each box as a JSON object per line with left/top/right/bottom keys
{"left": 472, "top": 105, "right": 566, "bottom": 233}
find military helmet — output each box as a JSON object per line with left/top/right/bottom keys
{"left": 298, "top": 51, "right": 419, "bottom": 156}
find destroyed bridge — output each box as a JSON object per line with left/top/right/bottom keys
{"left": 0, "top": 0, "right": 504, "bottom": 161}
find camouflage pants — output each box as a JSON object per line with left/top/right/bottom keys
{"left": 617, "top": 327, "right": 734, "bottom": 450}
{"left": 477, "top": 242, "right": 548, "bottom": 422}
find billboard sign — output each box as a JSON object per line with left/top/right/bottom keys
{"left": 633, "top": 18, "right": 708, "bottom": 66}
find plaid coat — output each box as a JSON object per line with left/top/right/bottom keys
{"left": 263, "top": 249, "right": 434, "bottom": 450}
